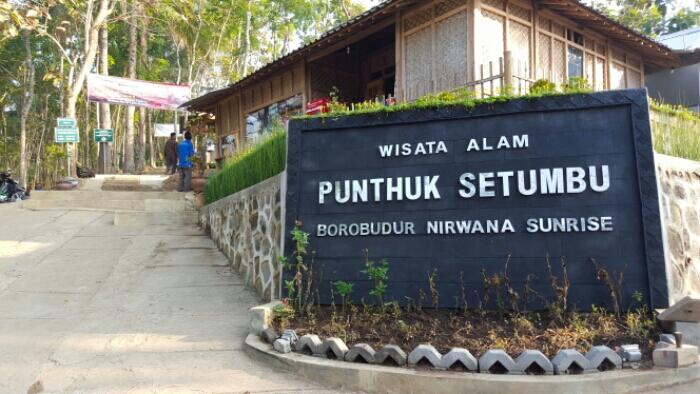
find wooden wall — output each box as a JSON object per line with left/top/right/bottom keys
{"left": 396, "top": 0, "right": 646, "bottom": 101}
{"left": 214, "top": 61, "right": 305, "bottom": 157}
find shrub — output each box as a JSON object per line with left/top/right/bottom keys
{"left": 530, "top": 79, "right": 556, "bottom": 95}
{"left": 204, "top": 130, "right": 286, "bottom": 204}
{"left": 651, "top": 101, "right": 700, "bottom": 162}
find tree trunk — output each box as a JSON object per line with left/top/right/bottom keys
{"left": 98, "top": 26, "right": 112, "bottom": 174}
{"left": 123, "top": 0, "right": 137, "bottom": 173}
{"left": 242, "top": 4, "right": 252, "bottom": 77}
{"left": 19, "top": 29, "right": 35, "bottom": 189}
{"left": 63, "top": 0, "right": 114, "bottom": 177}
{"left": 136, "top": 4, "right": 148, "bottom": 172}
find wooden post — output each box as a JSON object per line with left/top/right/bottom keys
{"left": 503, "top": 50, "right": 513, "bottom": 88}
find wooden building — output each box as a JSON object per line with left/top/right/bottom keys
{"left": 182, "top": 0, "right": 679, "bottom": 159}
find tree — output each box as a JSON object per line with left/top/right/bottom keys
{"left": 19, "top": 29, "right": 35, "bottom": 189}
{"left": 124, "top": 0, "right": 137, "bottom": 173}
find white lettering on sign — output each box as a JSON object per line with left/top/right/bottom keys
{"left": 317, "top": 221, "right": 416, "bottom": 237}
{"left": 466, "top": 134, "right": 529, "bottom": 152}
{"left": 427, "top": 219, "right": 515, "bottom": 234}
{"left": 458, "top": 165, "right": 610, "bottom": 198}
{"left": 378, "top": 141, "right": 448, "bottom": 157}
{"left": 318, "top": 176, "right": 441, "bottom": 204}
{"left": 525, "top": 216, "right": 613, "bottom": 232}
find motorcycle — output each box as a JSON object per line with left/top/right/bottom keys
{"left": 0, "top": 171, "right": 28, "bottom": 203}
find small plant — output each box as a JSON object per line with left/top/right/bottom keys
{"left": 273, "top": 299, "right": 295, "bottom": 327}
{"left": 361, "top": 249, "right": 389, "bottom": 309}
{"left": 545, "top": 254, "right": 570, "bottom": 325}
{"left": 561, "top": 77, "right": 592, "bottom": 93}
{"left": 428, "top": 268, "right": 439, "bottom": 309}
{"left": 530, "top": 79, "right": 556, "bottom": 95}
{"left": 281, "top": 221, "right": 314, "bottom": 317}
{"left": 333, "top": 280, "right": 354, "bottom": 312}
{"left": 590, "top": 258, "right": 626, "bottom": 315}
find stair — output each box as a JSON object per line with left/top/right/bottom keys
{"left": 23, "top": 189, "right": 198, "bottom": 226}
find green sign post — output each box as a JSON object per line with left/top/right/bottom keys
{"left": 57, "top": 117, "right": 77, "bottom": 128}
{"left": 93, "top": 128, "right": 114, "bottom": 142}
{"left": 55, "top": 127, "right": 80, "bottom": 143}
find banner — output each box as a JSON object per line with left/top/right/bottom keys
{"left": 154, "top": 123, "right": 180, "bottom": 137}
{"left": 87, "top": 74, "right": 191, "bottom": 110}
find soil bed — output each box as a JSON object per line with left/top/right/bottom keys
{"left": 273, "top": 305, "right": 658, "bottom": 367}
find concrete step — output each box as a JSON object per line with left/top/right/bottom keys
{"left": 30, "top": 190, "right": 184, "bottom": 201}
{"left": 113, "top": 211, "right": 198, "bottom": 226}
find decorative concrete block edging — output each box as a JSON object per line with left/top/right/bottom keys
{"left": 245, "top": 333, "right": 700, "bottom": 394}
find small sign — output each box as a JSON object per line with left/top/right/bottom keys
{"left": 93, "top": 128, "right": 114, "bottom": 142}
{"left": 57, "top": 118, "right": 77, "bottom": 128}
{"left": 55, "top": 127, "right": 80, "bottom": 143}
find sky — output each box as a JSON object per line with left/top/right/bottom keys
{"left": 357, "top": 0, "right": 699, "bottom": 13}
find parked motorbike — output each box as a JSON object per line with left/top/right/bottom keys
{"left": 0, "top": 171, "right": 28, "bottom": 203}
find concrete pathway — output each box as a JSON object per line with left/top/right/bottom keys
{"left": 0, "top": 204, "right": 344, "bottom": 393}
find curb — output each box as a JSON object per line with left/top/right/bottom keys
{"left": 245, "top": 334, "right": 700, "bottom": 394}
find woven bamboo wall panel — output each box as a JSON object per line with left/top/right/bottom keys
{"left": 483, "top": 0, "right": 505, "bottom": 11}
{"left": 507, "top": 2, "right": 531, "bottom": 21}
{"left": 309, "top": 63, "right": 336, "bottom": 100}
{"left": 435, "top": 0, "right": 464, "bottom": 17}
{"left": 480, "top": 10, "right": 505, "bottom": 65}
{"left": 230, "top": 96, "right": 240, "bottom": 131}
{"left": 596, "top": 43, "right": 606, "bottom": 55}
{"left": 627, "top": 56, "right": 642, "bottom": 70}
{"left": 595, "top": 57, "right": 606, "bottom": 91}
{"left": 551, "top": 21, "right": 565, "bottom": 38}
{"left": 611, "top": 62, "right": 626, "bottom": 89}
{"left": 585, "top": 54, "right": 594, "bottom": 84}
{"left": 405, "top": 26, "right": 433, "bottom": 101}
{"left": 628, "top": 69, "right": 641, "bottom": 88}
{"left": 508, "top": 20, "right": 531, "bottom": 77}
{"left": 538, "top": 16, "right": 550, "bottom": 31}
{"left": 435, "top": 10, "right": 468, "bottom": 92}
{"left": 552, "top": 39, "right": 566, "bottom": 84}
{"left": 404, "top": 8, "right": 433, "bottom": 31}
{"left": 611, "top": 49, "right": 625, "bottom": 63}
{"left": 538, "top": 33, "right": 551, "bottom": 80}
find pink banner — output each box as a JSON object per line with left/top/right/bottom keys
{"left": 87, "top": 74, "right": 191, "bottom": 110}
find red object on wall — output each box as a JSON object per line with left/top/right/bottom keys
{"left": 305, "top": 98, "right": 331, "bottom": 115}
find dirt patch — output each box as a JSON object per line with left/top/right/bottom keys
{"left": 273, "top": 305, "right": 658, "bottom": 366}
{"left": 161, "top": 174, "right": 179, "bottom": 191}
{"left": 101, "top": 179, "right": 158, "bottom": 191}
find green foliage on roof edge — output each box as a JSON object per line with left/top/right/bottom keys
{"left": 296, "top": 79, "right": 700, "bottom": 124}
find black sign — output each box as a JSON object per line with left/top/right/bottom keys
{"left": 285, "top": 89, "right": 667, "bottom": 310}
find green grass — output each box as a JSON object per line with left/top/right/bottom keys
{"left": 651, "top": 104, "right": 700, "bottom": 162}
{"left": 204, "top": 130, "right": 286, "bottom": 204}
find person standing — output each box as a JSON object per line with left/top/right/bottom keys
{"left": 177, "top": 131, "right": 195, "bottom": 192}
{"left": 164, "top": 132, "right": 179, "bottom": 175}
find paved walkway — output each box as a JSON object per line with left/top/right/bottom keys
{"left": 0, "top": 204, "right": 343, "bottom": 393}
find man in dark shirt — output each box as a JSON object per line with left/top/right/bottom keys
{"left": 164, "top": 132, "right": 178, "bottom": 175}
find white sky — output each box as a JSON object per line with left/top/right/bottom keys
{"left": 358, "top": 0, "right": 698, "bottom": 13}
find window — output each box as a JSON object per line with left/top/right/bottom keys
{"left": 567, "top": 46, "right": 583, "bottom": 79}
{"left": 245, "top": 94, "right": 303, "bottom": 140}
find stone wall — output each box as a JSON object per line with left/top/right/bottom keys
{"left": 657, "top": 154, "right": 700, "bottom": 304}
{"left": 200, "top": 174, "right": 283, "bottom": 301}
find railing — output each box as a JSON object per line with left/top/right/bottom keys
{"left": 469, "top": 51, "right": 534, "bottom": 97}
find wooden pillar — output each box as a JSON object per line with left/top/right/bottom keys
{"left": 504, "top": 50, "right": 513, "bottom": 87}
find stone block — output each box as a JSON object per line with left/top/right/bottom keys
{"left": 514, "top": 350, "right": 553, "bottom": 375}
{"left": 662, "top": 322, "right": 700, "bottom": 348}
{"left": 260, "top": 327, "right": 279, "bottom": 344}
{"left": 618, "top": 344, "right": 642, "bottom": 369}
{"left": 551, "top": 349, "right": 594, "bottom": 375}
{"left": 478, "top": 349, "right": 517, "bottom": 374}
{"left": 294, "top": 334, "right": 322, "bottom": 355}
{"left": 345, "top": 343, "right": 376, "bottom": 364}
{"left": 658, "top": 296, "right": 700, "bottom": 323}
{"left": 281, "top": 329, "right": 298, "bottom": 344}
{"left": 660, "top": 333, "right": 677, "bottom": 345}
{"left": 653, "top": 345, "right": 699, "bottom": 368}
{"left": 586, "top": 345, "right": 622, "bottom": 372}
{"left": 375, "top": 345, "right": 408, "bottom": 366}
{"left": 248, "top": 300, "right": 282, "bottom": 336}
{"left": 440, "top": 348, "right": 478, "bottom": 371}
{"left": 317, "top": 337, "right": 349, "bottom": 360}
{"left": 407, "top": 344, "right": 443, "bottom": 369}
{"left": 273, "top": 338, "right": 291, "bottom": 354}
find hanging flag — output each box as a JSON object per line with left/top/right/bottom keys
{"left": 87, "top": 74, "right": 191, "bottom": 110}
